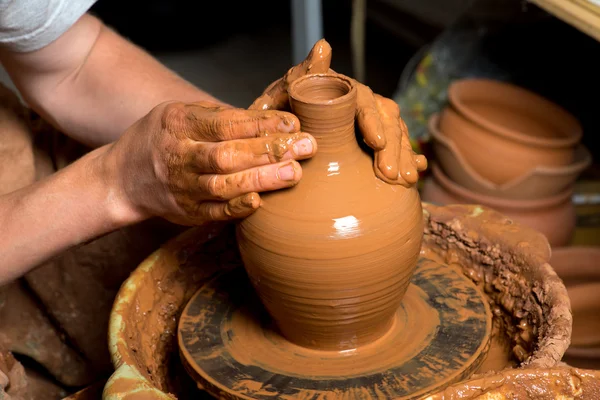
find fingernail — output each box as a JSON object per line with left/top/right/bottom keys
{"left": 292, "top": 138, "right": 314, "bottom": 157}
{"left": 278, "top": 115, "right": 298, "bottom": 132}
{"left": 277, "top": 162, "right": 297, "bottom": 181}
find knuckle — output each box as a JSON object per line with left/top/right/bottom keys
{"left": 206, "top": 204, "right": 224, "bottom": 221}
{"left": 382, "top": 98, "right": 400, "bottom": 117}
{"left": 253, "top": 169, "right": 268, "bottom": 190}
{"left": 206, "top": 175, "right": 228, "bottom": 200}
{"left": 209, "top": 144, "right": 235, "bottom": 173}
{"left": 160, "top": 102, "right": 187, "bottom": 130}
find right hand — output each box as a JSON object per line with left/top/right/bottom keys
{"left": 104, "top": 101, "right": 317, "bottom": 226}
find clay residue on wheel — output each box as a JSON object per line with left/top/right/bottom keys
{"left": 421, "top": 203, "right": 572, "bottom": 369}
{"left": 425, "top": 365, "right": 600, "bottom": 399}
{"left": 110, "top": 223, "right": 241, "bottom": 394}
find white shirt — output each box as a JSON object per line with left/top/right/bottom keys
{"left": 0, "top": 0, "right": 96, "bottom": 52}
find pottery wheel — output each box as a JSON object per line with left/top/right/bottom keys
{"left": 178, "top": 257, "right": 492, "bottom": 399}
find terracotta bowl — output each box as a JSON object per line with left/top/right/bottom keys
{"left": 550, "top": 246, "right": 600, "bottom": 368}
{"left": 430, "top": 113, "right": 592, "bottom": 200}
{"left": 439, "top": 78, "right": 582, "bottom": 184}
{"left": 101, "top": 204, "right": 578, "bottom": 399}
{"left": 421, "top": 164, "right": 576, "bottom": 247}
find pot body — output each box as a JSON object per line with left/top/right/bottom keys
{"left": 236, "top": 74, "right": 424, "bottom": 351}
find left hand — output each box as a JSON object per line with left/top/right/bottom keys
{"left": 250, "top": 39, "right": 427, "bottom": 187}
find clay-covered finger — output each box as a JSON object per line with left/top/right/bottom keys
{"left": 188, "top": 133, "right": 316, "bottom": 174}
{"left": 371, "top": 95, "right": 401, "bottom": 181}
{"left": 188, "top": 193, "right": 261, "bottom": 224}
{"left": 355, "top": 84, "right": 386, "bottom": 150}
{"left": 249, "top": 39, "right": 333, "bottom": 111}
{"left": 181, "top": 103, "right": 301, "bottom": 141}
{"left": 194, "top": 160, "right": 302, "bottom": 201}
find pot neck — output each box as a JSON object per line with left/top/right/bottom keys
{"left": 288, "top": 74, "right": 359, "bottom": 154}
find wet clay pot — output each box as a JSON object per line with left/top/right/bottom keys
{"left": 236, "top": 73, "right": 424, "bottom": 351}
{"left": 422, "top": 164, "right": 576, "bottom": 247}
{"left": 439, "top": 78, "right": 582, "bottom": 184}
{"left": 429, "top": 113, "right": 591, "bottom": 200}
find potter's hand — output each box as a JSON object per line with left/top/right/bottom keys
{"left": 250, "top": 39, "right": 333, "bottom": 111}
{"left": 353, "top": 85, "right": 428, "bottom": 186}
{"left": 106, "top": 101, "right": 316, "bottom": 225}
{"left": 251, "top": 39, "right": 427, "bottom": 187}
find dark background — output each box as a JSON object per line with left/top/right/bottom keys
{"left": 88, "top": 0, "right": 599, "bottom": 158}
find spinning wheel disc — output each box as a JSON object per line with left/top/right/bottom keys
{"left": 178, "top": 258, "right": 492, "bottom": 399}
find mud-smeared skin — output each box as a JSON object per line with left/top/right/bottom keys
{"left": 104, "top": 204, "right": 583, "bottom": 399}
{"left": 108, "top": 100, "right": 318, "bottom": 226}
{"left": 250, "top": 39, "right": 427, "bottom": 187}
{"left": 238, "top": 74, "right": 424, "bottom": 351}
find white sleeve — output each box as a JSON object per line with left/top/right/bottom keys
{"left": 0, "top": 0, "right": 97, "bottom": 52}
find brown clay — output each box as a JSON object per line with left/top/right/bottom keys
{"left": 422, "top": 164, "right": 577, "bottom": 247}
{"left": 426, "top": 366, "right": 600, "bottom": 399}
{"left": 236, "top": 73, "right": 424, "bottom": 350}
{"left": 566, "top": 283, "right": 600, "bottom": 347}
{"left": 422, "top": 204, "right": 572, "bottom": 369}
{"left": 440, "top": 78, "right": 582, "bottom": 184}
{"left": 549, "top": 246, "right": 600, "bottom": 365}
{"left": 429, "top": 113, "right": 591, "bottom": 200}
{"left": 550, "top": 246, "right": 600, "bottom": 285}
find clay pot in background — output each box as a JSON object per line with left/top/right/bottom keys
{"left": 439, "top": 78, "right": 582, "bottom": 184}
{"left": 237, "top": 74, "right": 424, "bottom": 351}
{"left": 551, "top": 246, "right": 600, "bottom": 285}
{"left": 429, "top": 114, "right": 592, "bottom": 200}
{"left": 422, "top": 164, "right": 576, "bottom": 247}
{"left": 550, "top": 246, "right": 600, "bottom": 369}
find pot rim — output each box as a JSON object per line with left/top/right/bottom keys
{"left": 431, "top": 163, "right": 574, "bottom": 210}
{"left": 288, "top": 73, "right": 356, "bottom": 106}
{"left": 448, "top": 78, "right": 583, "bottom": 148}
{"left": 429, "top": 113, "right": 592, "bottom": 191}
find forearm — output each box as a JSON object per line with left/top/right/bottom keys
{"left": 0, "top": 145, "right": 138, "bottom": 284}
{"left": 0, "top": 14, "right": 225, "bottom": 147}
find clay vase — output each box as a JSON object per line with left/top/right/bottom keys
{"left": 439, "top": 78, "right": 582, "bottom": 184}
{"left": 236, "top": 73, "right": 424, "bottom": 351}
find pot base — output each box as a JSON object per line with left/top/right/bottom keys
{"left": 178, "top": 257, "right": 492, "bottom": 399}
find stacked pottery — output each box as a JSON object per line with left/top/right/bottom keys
{"left": 422, "top": 78, "right": 592, "bottom": 248}
{"left": 550, "top": 246, "right": 600, "bottom": 370}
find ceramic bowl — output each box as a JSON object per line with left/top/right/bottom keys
{"left": 429, "top": 113, "right": 592, "bottom": 200}
{"left": 439, "top": 78, "right": 582, "bottom": 184}
{"left": 550, "top": 246, "right": 600, "bottom": 365}
{"left": 421, "top": 164, "right": 577, "bottom": 247}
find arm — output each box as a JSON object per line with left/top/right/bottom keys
{"left": 0, "top": 13, "right": 318, "bottom": 284}
{"left": 0, "top": 146, "right": 126, "bottom": 283}
{"left": 0, "top": 13, "right": 222, "bottom": 147}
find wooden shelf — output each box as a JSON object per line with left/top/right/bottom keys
{"left": 529, "top": 0, "right": 600, "bottom": 42}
